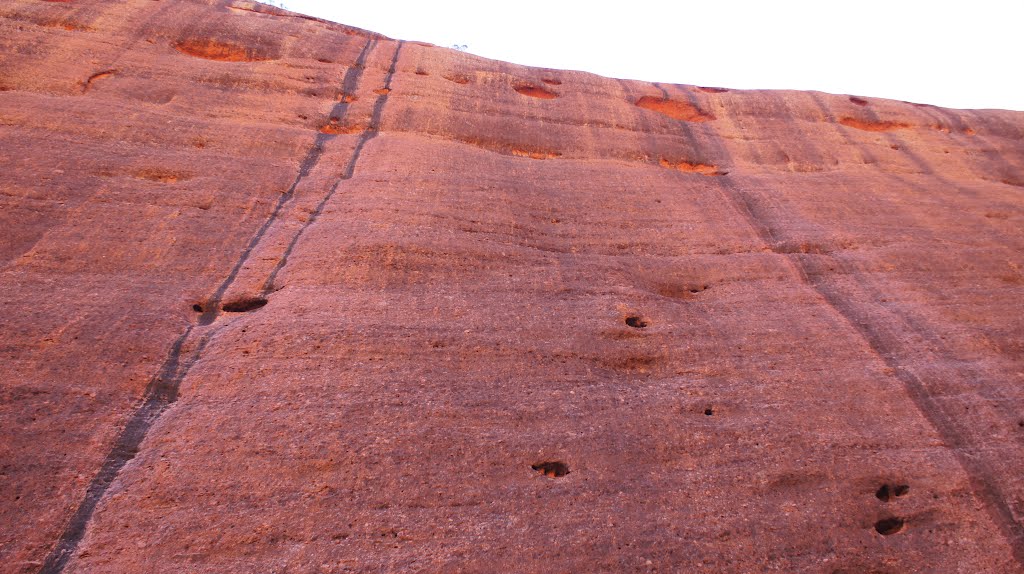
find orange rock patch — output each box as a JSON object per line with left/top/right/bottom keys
{"left": 636, "top": 96, "right": 715, "bottom": 121}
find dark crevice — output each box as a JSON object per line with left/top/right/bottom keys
{"left": 695, "top": 93, "right": 1024, "bottom": 566}
{"left": 81, "top": 69, "right": 116, "bottom": 94}
{"left": 260, "top": 41, "right": 404, "bottom": 295}
{"left": 36, "top": 326, "right": 208, "bottom": 573}
{"left": 194, "top": 38, "right": 379, "bottom": 328}
{"left": 221, "top": 297, "right": 268, "bottom": 313}
{"left": 37, "top": 37, "right": 384, "bottom": 574}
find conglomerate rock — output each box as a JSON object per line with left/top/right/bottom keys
{"left": 1, "top": 1, "right": 1023, "bottom": 572}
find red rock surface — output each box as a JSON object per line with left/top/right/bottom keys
{"left": 2, "top": 1, "right": 1024, "bottom": 572}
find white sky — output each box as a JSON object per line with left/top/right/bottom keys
{"left": 272, "top": 0, "right": 1023, "bottom": 111}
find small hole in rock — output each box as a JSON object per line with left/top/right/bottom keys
{"left": 704, "top": 408, "right": 714, "bottom": 416}
{"left": 222, "top": 297, "right": 268, "bottom": 313}
{"left": 192, "top": 304, "right": 203, "bottom": 313}
{"left": 849, "top": 96, "right": 869, "bottom": 106}
{"left": 876, "top": 485, "right": 890, "bottom": 501}
{"left": 875, "top": 484, "right": 910, "bottom": 501}
{"left": 532, "top": 461, "right": 570, "bottom": 478}
{"left": 625, "top": 316, "right": 648, "bottom": 329}
{"left": 874, "top": 517, "right": 905, "bottom": 535}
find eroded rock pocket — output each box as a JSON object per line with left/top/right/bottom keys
{"left": 625, "top": 316, "right": 648, "bottom": 329}
{"left": 874, "top": 517, "right": 905, "bottom": 535}
{"left": 514, "top": 84, "right": 558, "bottom": 99}
{"left": 839, "top": 117, "right": 910, "bottom": 132}
{"left": 443, "top": 73, "right": 470, "bottom": 85}
{"left": 222, "top": 297, "right": 268, "bottom": 313}
{"left": 636, "top": 96, "right": 715, "bottom": 122}
{"left": 659, "top": 158, "right": 727, "bottom": 176}
{"left": 655, "top": 283, "right": 709, "bottom": 299}
{"left": 81, "top": 69, "right": 116, "bottom": 93}
{"left": 532, "top": 461, "right": 570, "bottom": 478}
{"left": 174, "top": 36, "right": 279, "bottom": 62}
{"left": 875, "top": 483, "right": 909, "bottom": 502}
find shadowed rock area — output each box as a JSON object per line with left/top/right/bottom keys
{"left": 1, "top": 0, "right": 1023, "bottom": 572}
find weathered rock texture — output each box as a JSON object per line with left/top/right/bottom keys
{"left": 1, "top": 1, "right": 1023, "bottom": 572}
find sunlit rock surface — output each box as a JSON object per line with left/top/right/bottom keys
{"left": 1, "top": 1, "right": 1023, "bottom": 572}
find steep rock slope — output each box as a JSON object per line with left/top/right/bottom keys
{"left": 1, "top": 1, "right": 1023, "bottom": 572}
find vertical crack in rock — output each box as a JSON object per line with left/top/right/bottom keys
{"left": 9, "top": 6, "right": 1022, "bottom": 571}
{"left": 623, "top": 79, "right": 1024, "bottom": 565}
{"left": 36, "top": 37, "right": 390, "bottom": 574}
{"left": 260, "top": 41, "right": 404, "bottom": 295}
{"left": 197, "top": 38, "right": 380, "bottom": 324}
{"left": 690, "top": 112, "right": 1024, "bottom": 567}
{"left": 36, "top": 326, "right": 206, "bottom": 574}
{"left": 805, "top": 92, "right": 1024, "bottom": 441}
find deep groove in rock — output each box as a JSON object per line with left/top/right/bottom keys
{"left": 81, "top": 69, "right": 116, "bottom": 94}
{"left": 706, "top": 175, "right": 1024, "bottom": 567}
{"left": 221, "top": 297, "right": 268, "bottom": 313}
{"left": 260, "top": 41, "right": 404, "bottom": 295}
{"left": 36, "top": 37, "right": 383, "bottom": 574}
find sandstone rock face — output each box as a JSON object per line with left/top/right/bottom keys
{"left": 2, "top": 1, "right": 1023, "bottom": 572}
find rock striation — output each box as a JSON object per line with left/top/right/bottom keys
{"left": 1, "top": 0, "right": 1023, "bottom": 572}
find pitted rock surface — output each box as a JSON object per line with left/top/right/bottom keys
{"left": 1, "top": 1, "right": 1023, "bottom": 572}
